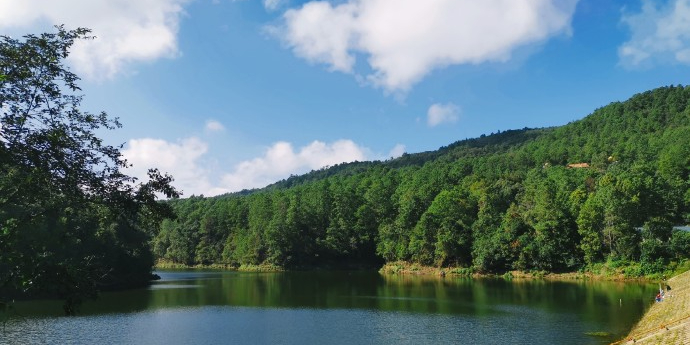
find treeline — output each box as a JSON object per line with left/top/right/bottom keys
{"left": 154, "top": 86, "right": 690, "bottom": 274}
{"left": 0, "top": 27, "right": 177, "bottom": 312}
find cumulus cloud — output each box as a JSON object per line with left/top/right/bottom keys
{"left": 387, "top": 144, "right": 406, "bottom": 159}
{"left": 274, "top": 0, "right": 578, "bottom": 92}
{"left": 120, "top": 137, "right": 398, "bottom": 196}
{"left": 619, "top": 0, "right": 690, "bottom": 67}
{"left": 280, "top": 2, "right": 358, "bottom": 73}
{"left": 205, "top": 119, "right": 226, "bottom": 132}
{"left": 0, "top": 0, "right": 190, "bottom": 79}
{"left": 218, "top": 140, "right": 368, "bottom": 192}
{"left": 427, "top": 102, "right": 460, "bottom": 127}
{"left": 122, "top": 137, "right": 212, "bottom": 196}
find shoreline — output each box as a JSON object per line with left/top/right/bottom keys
{"left": 615, "top": 269, "right": 690, "bottom": 344}
{"left": 378, "top": 261, "right": 662, "bottom": 282}
{"left": 154, "top": 260, "right": 665, "bottom": 283}
{"left": 154, "top": 261, "right": 283, "bottom": 272}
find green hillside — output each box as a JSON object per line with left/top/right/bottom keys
{"left": 155, "top": 85, "right": 690, "bottom": 274}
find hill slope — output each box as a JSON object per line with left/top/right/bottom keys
{"left": 154, "top": 85, "right": 690, "bottom": 273}
{"left": 621, "top": 269, "right": 690, "bottom": 344}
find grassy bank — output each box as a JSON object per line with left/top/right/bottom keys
{"left": 155, "top": 259, "right": 687, "bottom": 282}
{"left": 154, "top": 260, "right": 283, "bottom": 272}
{"left": 616, "top": 269, "right": 690, "bottom": 344}
{"left": 378, "top": 261, "right": 674, "bottom": 282}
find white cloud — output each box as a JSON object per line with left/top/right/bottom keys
{"left": 387, "top": 144, "right": 406, "bottom": 159}
{"left": 264, "top": 0, "right": 285, "bottom": 11}
{"left": 274, "top": 0, "right": 578, "bottom": 92}
{"left": 281, "top": 2, "right": 358, "bottom": 73}
{"left": 205, "top": 119, "right": 226, "bottom": 132}
{"left": 218, "top": 139, "right": 368, "bottom": 192}
{"left": 122, "top": 137, "right": 212, "bottom": 196}
{"left": 427, "top": 102, "right": 460, "bottom": 127}
{"left": 619, "top": 0, "right": 690, "bottom": 67}
{"left": 120, "top": 137, "right": 401, "bottom": 196}
{"left": 0, "top": 0, "right": 190, "bottom": 79}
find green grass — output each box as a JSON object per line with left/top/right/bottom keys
{"left": 584, "top": 331, "right": 611, "bottom": 337}
{"left": 155, "top": 260, "right": 283, "bottom": 272}
{"left": 237, "top": 263, "right": 283, "bottom": 272}
{"left": 448, "top": 267, "right": 474, "bottom": 276}
{"left": 670, "top": 259, "right": 690, "bottom": 277}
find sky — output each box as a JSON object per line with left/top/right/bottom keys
{"left": 2, "top": 0, "right": 690, "bottom": 197}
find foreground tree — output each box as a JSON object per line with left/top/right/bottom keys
{"left": 0, "top": 26, "right": 178, "bottom": 313}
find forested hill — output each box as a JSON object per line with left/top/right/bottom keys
{"left": 155, "top": 85, "right": 690, "bottom": 274}
{"left": 263, "top": 126, "right": 549, "bottom": 191}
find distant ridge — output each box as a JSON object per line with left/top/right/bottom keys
{"left": 158, "top": 85, "right": 690, "bottom": 274}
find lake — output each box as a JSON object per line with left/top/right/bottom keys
{"left": 1, "top": 270, "right": 656, "bottom": 344}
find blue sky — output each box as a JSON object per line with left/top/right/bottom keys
{"left": 2, "top": 0, "right": 690, "bottom": 196}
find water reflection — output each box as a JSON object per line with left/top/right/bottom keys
{"left": 1, "top": 270, "right": 657, "bottom": 345}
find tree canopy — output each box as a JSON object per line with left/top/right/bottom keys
{"left": 0, "top": 26, "right": 178, "bottom": 313}
{"left": 154, "top": 85, "right": 690, "bottom": 276}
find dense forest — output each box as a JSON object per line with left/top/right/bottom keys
{"left": 155, "top": 85, "right": 690, "bottom": 275}
{"left": 0, "top": 28, "right": 178, "bottom": 312}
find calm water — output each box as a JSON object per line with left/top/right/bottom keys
{"left": 1, "top": 270, "right": 656, "bottom": 344}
